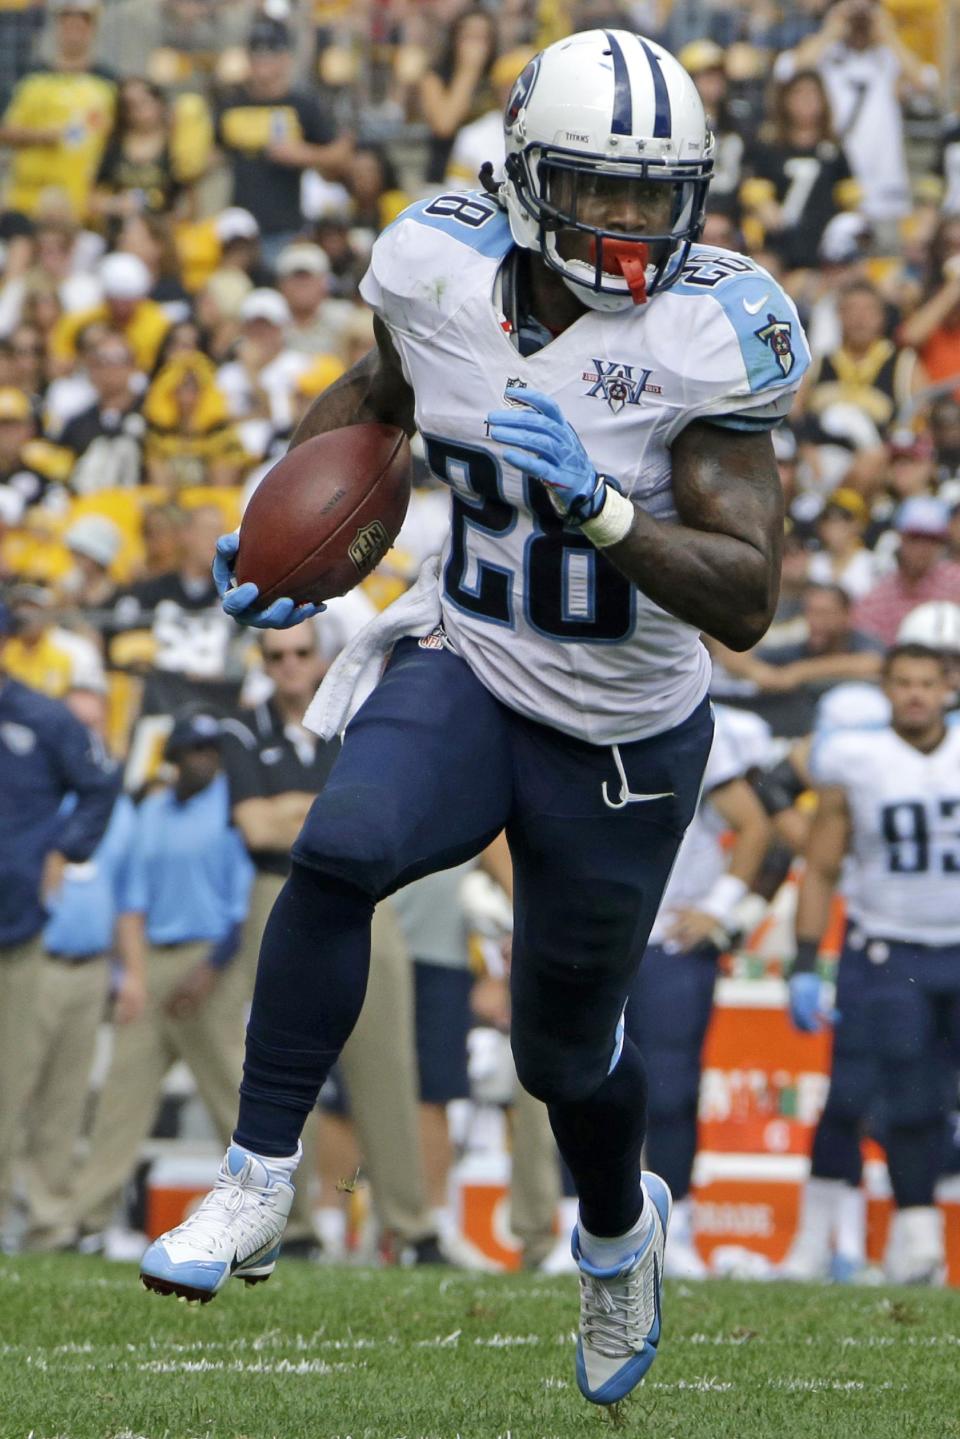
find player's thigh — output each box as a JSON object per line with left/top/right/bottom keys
{"left": 292, "top": 639, "right": 514, "bottom": 898}
{"left": 825, "top": 937, "right": 878, "bottom": 1116}
{"left": 928, "top": 944, "right": 960, "bottom": 1067}
{"left": 865, "top": 944, "right": 942, "bottom": 1124}
{"left": 507, "top": 697, "right": 713, "bottom": 1090}
{"left": 509, "top": 695, "right": 712, "bottom": 972}
{"left": 832, "top": 933, "right": 875, "bottom": 1054}
{"left": 864, "top": 944, "right": 937, "bottom": 1064}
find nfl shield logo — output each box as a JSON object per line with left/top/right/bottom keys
{"left": 348, "top": 520, "right": 390, "bottom": 575}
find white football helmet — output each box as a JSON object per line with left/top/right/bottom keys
{"left": 501, "top": 29, "right": 714, "bottom": 312}
{"left": 896, "top": 601, "right": 960, "bottom": 654}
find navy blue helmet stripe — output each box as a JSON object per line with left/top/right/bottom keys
{"left": 638, "top": 37, "right": 672, "bottom": 139}
{"left": 604, "top": 31, "right": 633, "bottom": 135}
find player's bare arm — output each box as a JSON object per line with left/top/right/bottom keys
{"left": 605, "top": 422, "right": 783, "bottom": 652}
{"left": 794, "top": 783, "right": 850, "bottom": 956}
{"left": 289, "top": 317, "right": 415, "bottom": 449}
{"left": 665, "top": 776, "right": 770, "bottom": 951}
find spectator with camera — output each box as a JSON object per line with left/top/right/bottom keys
{"left": 215, "top": 16, "right": 351, "bottom": 267}
{"left": 0, "top": 0, "right": 116, "bottom": 223}
{"left": 419, "top": 5, "right": 500, "bottom": 185}
{"left": 899, "top": 214, "right": 960, "bottom": 388}
{"left": 774, "top": 0, "right": 937, "bottom": 231}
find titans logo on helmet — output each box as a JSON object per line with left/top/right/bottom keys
{"left": 505, "top": 56, "right": 541, "bottom": 129}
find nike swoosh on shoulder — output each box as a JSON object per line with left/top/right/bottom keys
{"left": 742, "top": 294, "right": 770, "bottom": 316}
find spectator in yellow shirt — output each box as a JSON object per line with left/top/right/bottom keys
{"left": 49, "top": 253, "right": 171, "bottom": 374}
{"left": 0, "top": 0, "right": 116, "bottom": 222}
{"left": 2, "top": 582, "right": 106, "bottom": 699}
{"left": 142, "top": 350, "right": 248, "bottom": 489}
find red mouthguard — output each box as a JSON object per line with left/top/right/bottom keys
{"left": 588, "top": 238, "right": 650, "bottom": 304}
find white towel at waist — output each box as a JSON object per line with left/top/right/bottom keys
{"left": 303, "top": 556, "right": 443, "bottom": 740}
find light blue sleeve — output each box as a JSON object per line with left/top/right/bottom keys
{"left": 117, "top": 799, "right": 149, "bottom": 914}
{"left": 667, "top": 252, "right": 811, "bottom": 436}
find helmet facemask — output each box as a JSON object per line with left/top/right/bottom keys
{"left": 505, "top": 145, "right": 712, "bottom": 312}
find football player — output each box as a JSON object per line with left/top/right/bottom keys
{"left": 140, "top": 30, "right": 809, "bottom": 1405}
{"left": 790, "top": 644, "right": 960, "bottom": 1284}
{"left": 784, "top": 602, "right": 960, "bottom": 1282}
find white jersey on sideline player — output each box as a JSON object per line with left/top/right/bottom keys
{"left": 810, "top": 723, "right": 960, "bottom": 944}
{"left": 649, "top": 705, "right": 770, "bottom": 946}
{"left": 360, "top": 203, "right": 808, "bottom": 746}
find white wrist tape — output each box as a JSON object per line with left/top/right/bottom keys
{"left": 699, "top": 874, "right": 749, "bottom": 929}
{"left": 580, "top": 485, "right": 634, "bottom": 549}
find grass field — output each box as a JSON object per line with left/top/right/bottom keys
{"left": 3, "top": 1255, "right": 960, "bottom": 1439}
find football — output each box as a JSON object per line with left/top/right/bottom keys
{"left": 234, "top": 423, "right": 412, "bottom": 607}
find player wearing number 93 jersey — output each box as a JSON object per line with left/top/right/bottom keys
{"left": 141, "top": 30, "right": 807, "bottom": 1409}
{"left": 794, "top": 645, "right": 960, "bottom": 1283}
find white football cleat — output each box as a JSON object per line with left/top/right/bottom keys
{"left": 573, "top": 1172, "right": 671, "bottom": 1406}
{"left": 885, "top": 1205, "right": 945, "bottom": 1286}
{"left": 663, "top": 1195, "right": 707, "bottom": 1279}
{"left": 139, "top": 1143, "right": 299, "bottom": 1303}
{"left": 780, "top": 1176, "right": 844, "bottom": 1280}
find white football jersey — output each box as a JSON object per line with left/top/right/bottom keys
{"left": 361, "top": 193, "right": 809, "bottom": 745}
{"left": 812, "top": 725, "right": 960, "bottom": 943}
{"left": 648, "top": 705, "right": 752, "bottom": 945}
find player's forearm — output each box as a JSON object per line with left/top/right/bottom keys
{"left": 0, "top": 124, "right": 57, "bottom": 146}
{"left": 115, "top": 911, "right": 147, "bottom": 976}
{"left": 786, "top": 30, "right": 832, "bottom": 71}
{"left": 899, "top": 279, "right": 960, "bottom": 347}
{"left": 235, "top": 793, "right": 314, "bottom": 851}
{"left": 794, "top": 863, "right": 837, "bottom": 954}
{"left": 604, "top": 509, "right": 778, "bottom": 650}
{"left": 479, "top": 831, "right": 514, "bottom": 901}
{"left": 782, "top": 650, "right": 883, "bottom": 685}
{"left": 726, "top": 814, "right": 771, "bottom": 891}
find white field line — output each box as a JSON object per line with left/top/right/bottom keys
{"left": 136, "top": 1357, "right": 366, "bottom": 1375}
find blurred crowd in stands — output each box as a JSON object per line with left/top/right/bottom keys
{"left": 2, "top": 0, "right": 960, "bottom": 1270}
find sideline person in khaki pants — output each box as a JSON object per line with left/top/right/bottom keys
{"left": 19, "top": 687, "right": 137, "bottom": 1250}
{"left": 0, "top": 602, "right": 119, "bottom": 1240}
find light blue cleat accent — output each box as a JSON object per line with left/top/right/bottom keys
{"left": 573, "top": 1171, "right": 672, "bottom": 1406}
{"left": 139, "top": 1144, "right": 298, "bottom": 1303}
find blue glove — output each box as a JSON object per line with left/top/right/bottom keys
{"left": 212, "top": 531, "right": 325, "bottom": 630}
{"left": 789, "top": 972, "right": 837, "bottom": 1033}
{"left": 486, "top": 388, "right": 610, "bottom": 524}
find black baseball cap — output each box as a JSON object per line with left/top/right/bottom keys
{"left": 164, "top": 710, "right": 221, "bottom": 759}
{"left": 247, "top": 16, "right": 293, "bottom": 51}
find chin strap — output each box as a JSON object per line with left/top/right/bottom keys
{"left": 588, "top": 237, "right": 650, "bottom": 305}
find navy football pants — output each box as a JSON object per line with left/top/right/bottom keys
{"left": 236, "top": 639, "right": 712, "bottom": 1235}
{"left": 811, "top": 933, "right": 960, "bottom": 1208}
{"left": 625, "top": 941, "right": 721, "bottom": 1202}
